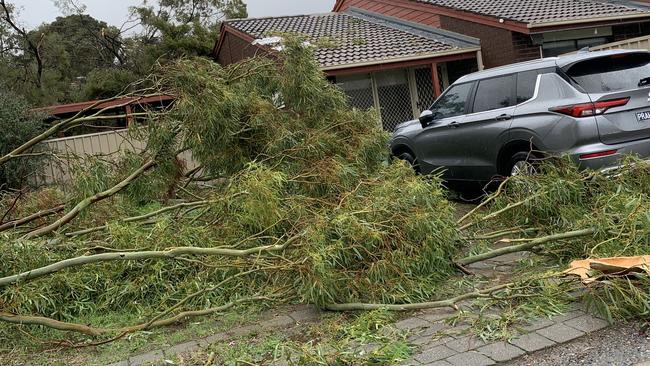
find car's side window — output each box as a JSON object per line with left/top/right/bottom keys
{"left": 516, "top": 68, "right": 555, "bottom": 104}
{"left": 432, "top": 82, "right": 473, "bottom": 120}
{"left": 472, "top": 75, "right": 516, "bottom": 113}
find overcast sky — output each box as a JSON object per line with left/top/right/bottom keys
{"left": 9, "top": 0, "right": 334, "bottom": 29}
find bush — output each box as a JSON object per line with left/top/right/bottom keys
{"left": 0, "top": 90, "right": 44, "bottom": 189}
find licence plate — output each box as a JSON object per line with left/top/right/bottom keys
{"left": 637, "top": 111, "right": 650, "bottom": 121}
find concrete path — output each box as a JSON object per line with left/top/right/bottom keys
{"left": 110, "top": 251, "right": 632, "bottom": 366}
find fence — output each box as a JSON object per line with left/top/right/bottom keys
{"left": 35, "top": 129, "right": 199, "bottom": 187}
{"left": 589, "top": 35, "right": 650, "bottom": 52}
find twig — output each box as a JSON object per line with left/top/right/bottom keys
{"left": 64, "top": 200, "right": 210, "bottom": 237}
{"left": 23, "top": 159, "right": 156, "bottom": 239}
{"left": 142, "top": 268, "right": 265, "bottom": 330}
{"left": 457, "top": 177, "right": 511, "bottom": 225}
{"left": 456, "top": 228, "right": 596, "bottom": 266}
{"left": 0, "top": 205, "right": 66, "bottom": 233}
{"left": 0, "top": 190, "right": 23, "bottom": 224}
{"left": 459, "top": 196, "right": 538, "bottom": 231}
{"left": 204, "top": 352, "right": 216, "bottom": 366}
{"left": 325, "top": 283, "right": 511, "bottom": 311}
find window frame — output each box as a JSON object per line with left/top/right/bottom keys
{"left": 469, "top": 74, "right": 517, "bottom": 114}
{"left": 429, "top": 81, "right": 476, "bottom": 120}
{"left": 515, "top": 67, "right": 557, "bottom": 105}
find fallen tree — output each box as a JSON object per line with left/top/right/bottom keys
{"left": 0, "top": 37, "right": 648, "bottom": 350}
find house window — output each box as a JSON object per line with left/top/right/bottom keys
{"left": 336, "top": 74, "right": 375, "bottom": 111}
{"left": 375, "top": 69, "right": 414, "bottom": 131}
{"left": 542, "top": 37, "right": 609, "bottom": 57}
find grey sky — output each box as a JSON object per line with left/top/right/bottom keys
{"left": 10, "top": 0, "right": 334, "bottom": 28}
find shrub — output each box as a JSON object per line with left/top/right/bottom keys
{"left": 0, "top": 90, "right": 44, "bottom": 189}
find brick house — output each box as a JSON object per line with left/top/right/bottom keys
{"left": 214, "top": 0, "right": 650, "bottom": 130}
{"left": 214, "top": 9, "right": 482, "bottom": 130}
{"left": 333, "top": 0, "right": 650, "bottom": 68}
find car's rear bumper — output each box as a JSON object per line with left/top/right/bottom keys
{"left": 567, "top": 137, "right": 650, "bottom": 171}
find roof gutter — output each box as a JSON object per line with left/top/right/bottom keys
{"left": 528, "top": 12, "right": 650, "bottom": 28}
{"left": 320, "top": 47, "right": 481, "bottom": 72}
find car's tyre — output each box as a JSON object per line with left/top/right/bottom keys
{"left": 397, "top": 152, "right": 420, "bottom": 173}
{"left": 506, "top": 151, "right": 538, "bottom": 177}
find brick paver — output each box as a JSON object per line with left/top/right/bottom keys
{"left": 476, "top": 341, "right": 525, "bottom": 362}
{"left": 446, "top": 335, "right": 487, "bottom": 352}
{"left": 426, "top": 361, "right": 455, "bottom": 366}
{"left": 164, "top": 340, "right": 199, "bottom": 357}
{"left": 414, "top": 345, "right": 458, "bottom": 364}
{"left": 536, "top": 323, "right": 586, "bottom": 343}
{"left": 509, "top": 332, "right": 556, "bottom": 352}
{"left": 564, "top": 314, "right": 609, "bottom": 333}
{"left": 446, "top": 351, "right": 495, "bottom": 366}
{"left": 550, "top": 310, "right": 585, "bottom": 323}
{"left": 395, "top": 317, "right": 431, "bottom": 331}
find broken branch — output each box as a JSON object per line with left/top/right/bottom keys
{"left": 23, "top": 159, "right": 156, "bottom": 239}
{"left": 324, "top": 283, "right": 510, "bottom": 311}
{"left": 0, "top": 234, "right": 302, "bottom": 287}
{"left": 456, "top": 228, "right": 596, "bottom": 266}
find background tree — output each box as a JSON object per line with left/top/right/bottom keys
{"left": 0, "top": 0, "right": 44, "bottom": 90}
{"left": 128, "top": 0, "right": 247, "bottom": 73}
{"left": 0, "top": 0, "right": 249, "bottom": 106}
{"left": 0, "top": 89, "right": 44, "bottom": 189}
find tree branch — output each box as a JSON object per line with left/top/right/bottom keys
{"left": 0, "top": 296, "right": 268, "bottom": 337}
{"left": 0, "top": 234, "right": 302, "bottom": 287}
{"left": 23, "top": 159, "right": 156, "bottom": 239}
{"left": 0, "top": 204, "right": 65, "bottom": 232}
{"left": 64, "top": 200, "right": 210, "bottom": 237}
{"left": 456, "top": 228, "right": 596, "bottom": 266}
{"left": 325, "top": 283, "right": 511, "bottom": 311}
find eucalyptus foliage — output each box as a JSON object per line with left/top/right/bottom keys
{"left": 0, "top": 38, "right": 462, "bottom": 330}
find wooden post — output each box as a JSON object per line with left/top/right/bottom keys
{"left": 431, "top": 63, "right": 442, "bottom": 98}
{"left": 125, "top": 105, "right": 134, "bottom": 127}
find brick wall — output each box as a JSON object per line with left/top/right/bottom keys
{"left": 438, "top": 16, "right": 540, "bottom": 68}
{"left": 336, "top": 0, "right": 441, "bottom": 27}
{"left": 512, "top": 32, "right": 541, "bottom": 63}
{"left": 216, "top": 31, "right": 265, "bottom": 65}
{"left": 438, "top": 16, "right": 505, "bottom": 68}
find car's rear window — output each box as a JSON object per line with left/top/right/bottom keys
{"left": 565, "top": 53, "right": 650, "bottom": 93}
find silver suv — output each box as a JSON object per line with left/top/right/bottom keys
{"left": 390, "top": 49, "right": 650, "bottom": 181}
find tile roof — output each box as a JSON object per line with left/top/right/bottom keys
{"left": 415, "top": 0, "right": 650, "bottom": 26}
{"left": 225, "top": 9, "right": 480, "bottom": 69}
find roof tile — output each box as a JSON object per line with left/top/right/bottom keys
{"left": 226, "top": 11, "right": 479, "bottom": 69}
{"left": 415, "top": 0, "right": 649, "bottom": 25}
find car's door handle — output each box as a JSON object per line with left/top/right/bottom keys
{"left": 496, "top": 114, "right": 513, "bottom": 121}
{"left": 448, "top": 121, "right": 460, "bottom": 128}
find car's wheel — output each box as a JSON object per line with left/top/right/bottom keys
{"left": 506, "top": 152, "right": 538, "bottom": 177}
{"left": 397, "top": 152, "right": 420, "bottom": 172}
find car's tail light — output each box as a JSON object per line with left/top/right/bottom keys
{"left": 550, "top": 98, "right": 630, "bottom": 118}
{"left": 579, "top": 149, "right": 618, "bottom": 160}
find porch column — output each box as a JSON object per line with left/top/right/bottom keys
{"left": 431, "top": 62, "right": 443, "bottom": 98}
